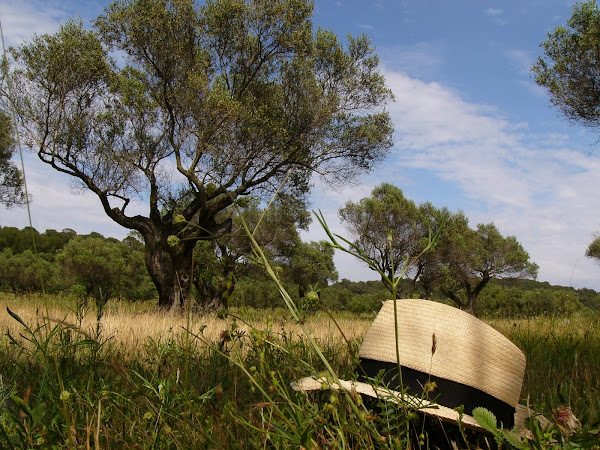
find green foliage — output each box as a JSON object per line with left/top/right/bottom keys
{"left": 472, "top": 407, "right": 498, "bottom": 434}
{"left": 337, "top": 183, "right": 538, "bottom": 316}
{"left": 339, "top": 183, "right": 423, "bottom": 294}
{"left": 2, "top": 297, "right": 600, "bottom": 448}
{"left": 119, "top": 235, "right": 157, "bottom": 302}
{"left": 439, "top": 221, "right": 539, "bottom": 314}
{"left": 477, "top": 284, "right": 584, "bottom": 318}
{"left": 0, "top": 249, "right": 57, "bottom": 295}
{"left": 192, "top": 195, "right": 311, "bottom": 309}
{"left": 0, "top": 111, "right": 26, "bottom": 208}
{"left": 57, "top": 236, "right": 125, "bottom": 305}
{"left": 10, "top": 0, "right": 394, "bottom": 308}
{"left": 587, "top": 234, "right": 600, "bottom": 264}
{"left": 532, "top": 0, "right": 600, "bottom": 130}
{"left": 228, "top": 276, "right": 296, "bottom": 309}
{"left": 0, "top": 226, "right": 76, "bottom": 257}
{"left": 57, "top": 235, "right": 157, "bottom": 304}
{"left": 287, "top": 240, "right": 338, "bottom": 298}
{"left": 0, "top": 226, "right": 156, "bottom": 302}
{"left": 472, "top": 407, "right": 528, "bottom": 448}
{"left": 321, "top": 280, "right": 389, "bottom": 314}
{"left": 501, "top": 316, "right": 600, "bottom": 429}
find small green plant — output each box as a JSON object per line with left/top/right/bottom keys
{"left": 473, "top": 407, "right": 527, "bottom": 448}
{"left": 473, "top": 405, "right": 600, "bottom": 449}
{"left": 297, "top": 283, "right": 320, "bottom": 322}
{"left": 69, "top": 284, "right": 88, "bottom": 328}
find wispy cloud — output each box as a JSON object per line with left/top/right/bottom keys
{"left": 378, "top": 42, "right": 445, "bottom": 79}
{"left": 382, "top": 69, "right": 600, "bottom": 288}
{"left": 306, "top": 68, "right": 600, "bottom": 290}
{"left": 0, "top": 0, "right": 69, "bottom": 47}
{"left": 372, "top": 2, "right": 384, "bottom": 13}
{"left": 484, "top": 7, "right": 507, "bottom": 25}
{"left": 505, "top": 49, "right": 533, "bottom": 75}
{"left": 485, "top": 8, "right": 503, "bottom": 16}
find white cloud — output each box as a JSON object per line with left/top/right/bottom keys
{"left": 505, "top": 49, "right": 533, "bottom": 76}
{"left": 302, "top": 68, "right": 600, "bottom": 290}
{"left": 372, "top": 2, "right": 384, "bottom": 13}
{"left": 382, "top": 68, "right": 600, "bottom": 289}
{"left": 485, "top": 8, "right": 503, "bottom": 16}
{"left": 2, "top": 154, "right": 145, "bottom": 239}
{"left": 484, "top": 7, "right": 507, "bottom": 25}
{"left": 0, "top": 1, "right": 70, "bottom": 48}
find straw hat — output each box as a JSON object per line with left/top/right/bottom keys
{"left": 292, "top": 299, "right": 533, "bottom": 431}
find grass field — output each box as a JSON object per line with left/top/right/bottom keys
{"left": 1, "top": 293, "right": 599, "bottom": 448}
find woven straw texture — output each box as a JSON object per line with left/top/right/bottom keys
{"left": 291, "top": 376, "right": 535, "bottom": 432}
{"left": 358, "top": 299, "right": 526, "bottom": 407}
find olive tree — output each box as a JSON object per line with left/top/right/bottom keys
{"left": 587, "top": 234, "right": 600, "bottom": 264}
{"left": 193, "top": 195, "right": 310, "bottom": 309}
{"left": 338, "top": 183, "right": 538, "bottom": 315}
{"left": 532, "top": 1, "right": 600, "bottom": 274}
{"left": 339, "top": 183, "right": 423, "bottom": 294}
{"left": 438, "top": 222, "right": 539, "bottom": 316}
{"left": 10, "top": 0, "right": 393, "bottom": 309}
{"left": 0, "top": 111, "right": 25, "bottom": 207}
{"left": 286, "top": 240, "right": 338, "bottom": 299}
{"left": 532, "top": 0, "right": 600, "bottom": 131}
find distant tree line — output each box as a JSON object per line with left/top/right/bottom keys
{"left": 1, "top": 221, "right": 598, "bottom": 318}
{"left": 0, "top": 226, "right": 156, "bottom": 302}
{"left": 315, "top": 278, "right": 599, "bottom": 318}
{"left": 0, "top": 219, "right": 339, "bottom": 311}
{"left": 337, "top": 183, "right": 541, "bottom": 316}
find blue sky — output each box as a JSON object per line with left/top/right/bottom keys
{"left": 2, "top": 0, "right": 600, "bottom": 290}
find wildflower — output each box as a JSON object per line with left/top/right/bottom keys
{"left": 424, "top": 381, "right": 437, "bottom": 395}
{"left": 553, "top": 406, "right": 580, "bottom": 434}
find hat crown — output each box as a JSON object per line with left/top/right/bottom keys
{"left": 358, "top": 299, "right": 526, "bottom": 407}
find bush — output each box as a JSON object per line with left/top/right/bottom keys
{"left": 478, "top": 286, "right": 584, "bottom": 318}
{"left": 228, "top": 276, "right": 298, "bottom": 309}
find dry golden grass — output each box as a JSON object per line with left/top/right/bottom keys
{"left": 0, "top": 293, "right": 372, "bottom": 354}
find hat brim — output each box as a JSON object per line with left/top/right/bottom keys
{"left": 292, "top": 376, "right": 536, "bottom": 433}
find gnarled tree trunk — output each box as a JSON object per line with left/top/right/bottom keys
{"left": 143, "top": 230, "right": 195, "bottom": 310}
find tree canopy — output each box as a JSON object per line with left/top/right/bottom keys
{"left": 0, "top": 111, "right": 26, "bottom": 207}
{"left": 532, "top": 0, "right": 600, "bottom": 130}
{"left": 339, "top": 183, "right": 423, "bottom": 293}
{"left": 338, "top": 183, "right": 538, "bottom": 316}
{"left": 587, "top": 235, "right": 600, "bottom": 264}
{"left": 57, "top": 236, "right": 127, "bottom": 305}
{"left": 193, "top": 195, "right": 311, "bottom": 308}
{"left": 9, "top": 0, "right": 394, "bottom": 309}
{"left": 438, "top": 221, "right": 539, "bottom": 315}
{"left": 287, "top": 240, "right": 338, "bottom": 298}
{"left": 532, "top": 0, "right": 600, "bottom": 273}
